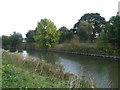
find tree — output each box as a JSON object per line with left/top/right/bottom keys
{"left": 77, "top": 27, "right": 88, "bottom": 41}
{"left": 26, "top": 30, "right": 36, "bottom": 43}
{"left": 105, "top": 15, "right": 120, "bottom": 46}
{"left": 97, "top": 31, "right": 107, "bottom": 48}
{"left": 97, "top": 15, "right": 120, "bottom": 54}
{"left": 9, "top": 32, "right": 23, "bottom": 48}
{"left": 2, "top": 35, "right": 10, "bottom": 49}
{"left": 74, "top": 13, "right": 106, "bottom": 42}
{"left": 34, "top": 18, "right": 60, "bottom": 48}
{"left": 76, "top": 21, "right": 92, "bottom": 41}
{"left": 2, "top": 32, "right": 23, "bottom": 51}
{"left": 0, "top": 36, "right": 1, "bottom": 48}
{"left": 59, "top": 26, "right": 73, "bottom": 43}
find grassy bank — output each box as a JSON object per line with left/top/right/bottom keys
{"left": 2, "top": 50, "right": 94, "bottom": 88}
{"left": 52, "top": 38, "right": 120, "bottom": 56}
{"left": 2, "top": 63, "right": 67, "bottom": 88}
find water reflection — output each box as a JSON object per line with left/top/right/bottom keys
{"left": 25, "top": 50, "right": 59, "bottom": 63}
{"left": 22, "top": 50, "right": 28, "bottom": 59}
{"left": 22, "top": 50, "right": 118, "bottom": 88}
{"left": 58, "top": 54, "right": 118, "bottom": 88}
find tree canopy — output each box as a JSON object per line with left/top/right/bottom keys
{"left": 2, "top": 32, "right": 23, "bottom": 51}
{"left": 76, "top": 21, "right": 92, "bottom": 41}
{"left": 34, "top": 18, "right": 60, "bottom": 48}
{"left": 74, "top": 13, "right": 106, "bottom": 42}
{"left": 103, "top": 15, "right": 120, "bottom": 46}
{"left": 97, "top": 15, "right": 120, "bottom": 52}
{"left": 2, "top": 35, "right": 10, "bottom": 50}
{"left": 26, "top": 30, "right": 36, "bottom": 43}
{"left": 9, "top": 32, "right": 23, "bottom": 47}
{"left": 59, "top": 26, "right": 73, "bottom": 43}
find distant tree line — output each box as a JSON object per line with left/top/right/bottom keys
{"left": 2, "top": 13, "right": 120, "bottom": 52}
{"left": 2, "top": 32, "right": 23, "bottom": 51}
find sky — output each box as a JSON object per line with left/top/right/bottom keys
{"left": 0, "top": 0, "right": 120, "bottom": 38}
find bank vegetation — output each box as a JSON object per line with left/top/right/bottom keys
{"left": 2, "top": 49, "right": 95, "bottom": 88}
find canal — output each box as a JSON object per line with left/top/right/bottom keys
{"left": 21, "top": 50, "right": 118, "bottom": 88}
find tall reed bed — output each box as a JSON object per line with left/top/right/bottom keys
{"left": 2, "top": 49, "right": 95, "bottom": 88}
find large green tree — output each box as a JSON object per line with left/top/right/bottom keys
{"left": 9, "top": 32, "right": 23, "bottom": 48}
{"left": 74, "top": 13, "right": 106, "bottom": 42}
{"left": 76, "top": 21, "right": 92, "bottom": 41}
{"left": 2, "top": 35, "right": 10, "bottom": 49}
{"left": 26, "top": 30, "right": 36, "bottom": 43}
{"left": 2, "top": 32, "right": 23, "bottom": 51}
{"left": 59, "top": 26, "right": 73, "bottom": 43}
{"left": 34, "top": 18, "right": 60, "bottom": 48}
{"left": 103, "top": 15, "right": 120, "bottom": 46}
{"left": 97, "top": 15, "right": 120, "bottom": 53}
{"left": 0, "top": 36, "right": 1, "bottom": 48}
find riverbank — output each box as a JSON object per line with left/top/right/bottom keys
{"left": 52, "top": 40, "right": 120, "bottom": 60}
{"left": 2, "top": 49, "right": 95, "bottom": 88}
{"left": 2, "top": 63, "right": 67, "bottom": 88}
{"left": 26, "top": 43, "right": 120, "bottom": 60}
{"left": 49, "top": 49, "right": 120, "bottom": 60}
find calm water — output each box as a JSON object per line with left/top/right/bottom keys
{"left": 22, "top": 50, "right": 118, "bottom": 88}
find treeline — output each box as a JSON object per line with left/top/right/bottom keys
{"left": 26, "top": 13, "right": 106, "bottom": 47}
{"left": 2, "top": 32, "right": 23, "bottom": 51}
{"left": 2, "top": 13, "right": 120, "bottom": 54}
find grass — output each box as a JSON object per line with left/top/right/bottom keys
{"left": 53, "top": 37, "right": 119, "bottom": 56}
{"left": 2, "top": 49, "right": 95, "bottom": 88}
{"left": 2, "top": 63, "right": 67, "bottom": 88}
{"left": 54, "top": 38, "right": 100, "bottom": 53}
